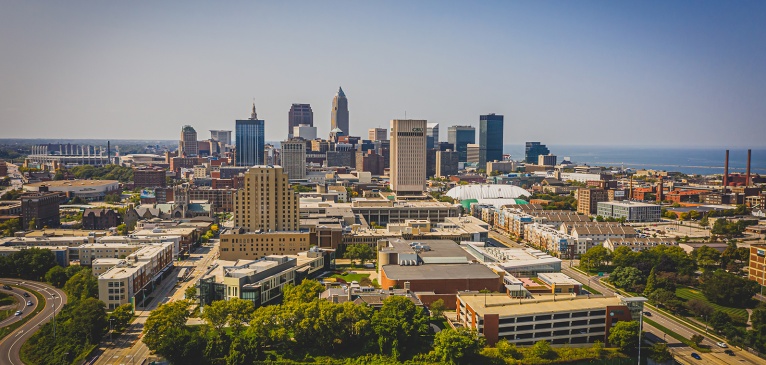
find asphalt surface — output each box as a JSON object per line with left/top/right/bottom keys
{"left": 0, "top": 279, "right": 67, "bottom": 365}
{"left": 0, "top": 287, "right": 35, "bottom": 328}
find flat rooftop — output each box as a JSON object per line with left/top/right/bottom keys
{"left": 382, "top": 263, "right": 499, "bottom": 281}
{"left": 459, "top": 293, "right": 625, "bottom": 317}
{"left": 25, "top": 179, "right": 119, "bottom": 188}
{"left": 598, "top": 201, "right": 659, "bottom": 208}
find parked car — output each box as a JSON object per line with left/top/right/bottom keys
{"left": 717, "top": 342, "right": 728, "bottom": 348}
{"left": 691, "top": 353, "right": 701, "bottom": 360}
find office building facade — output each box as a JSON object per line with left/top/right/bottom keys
{"left": 369, "top": 128, "right": 387, "bottom": 141}
{"left": 179, "top": 125, "right": 198, "bottom": 156}
{"left": 288, "top": 104, "right": 313, "bottom": 138}
{"left": 233, "top": 165, "right": 299, "bottom": 232}
{"left": 525, "top": 142, "right": 550, "bottom": 164}
{"left": 236, "top": 104, "right": 265, "bottom": 166}
{"left": 209, "top": 130, "right": 232, "bottom": 146}
{"left": 331, "top": 87, "right": 349, "bottom": 135}
{"left": 479, "top": 114, "right": 504, "bottom": 167}
{"left": 435, "top": 150, "right": 459, "bottom": 177}
{"left": 390, "top": 119, "right": 427, "bottom": 195}
{"left": 426, "top": 123, "right": 439, "bottom": 149}
{"left": 538, "top": 154, "right": 557, "bottom": 166}
{"left": 577, "top": 188, "right": 609, "bottom": 215}
{"left": 447, "top": 125, "right": 476, "bottom": 162}
{"left": 281, "top": 138, "right": 307, "bottom": 180}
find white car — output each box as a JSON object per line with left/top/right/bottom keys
{"left": 14, "top": 310, "right": 22, "bottom": 316}
{"left": 717, "top": 342, "right": 728, "bottom": 348}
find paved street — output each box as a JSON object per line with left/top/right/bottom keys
{"left": 0, "top": 279, "right": 67, "bottom": 365}
{"left": 93, "top": 244, "right": 219, "bottom": 365}
{"left": 561, "top": 262, "right": 764, "bottom": 365}
{"left": 488, "top": 230, "right": 525, "bottom": 248}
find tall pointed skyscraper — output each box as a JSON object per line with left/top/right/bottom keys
{"left": 331, "top": 87, "right": 349, "bottom": 135}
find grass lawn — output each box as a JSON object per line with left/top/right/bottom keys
{"left": 331, "top": 272, "right": 370, "bottom": 283}
{"left": 582, "top": 285, "right": 602, "bottom": 295}
{"left": 675, "top": 287, "right": 749, "bottom": 321}
{"left": 430, "top": 317, "right": 448, "bottom": 331}
{"left": 0, "top": 292, "right": 15, "bottom": 306}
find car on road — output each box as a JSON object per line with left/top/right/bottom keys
{"left": 2, "top": 284, "right": 12, "bottom": 290}
{"left": 724, "top": 349, "right": 735, "bottom": 356}
{"left": 643, "top": 311, "right": 652, "bottom": 316}
{"left": 26, "top": 301, "right": 33, "bottom": 306}
{"left": 14, "top": 310, "right": 22, "bottom": 316}
{"left": 717, "top": 342, "right": 728, "bottom": 348}
{"left": 691, "top": 353, "right": 701, "bottom": 360}
{"left": 23, "top": 292, "right": 30, "bottom": 297}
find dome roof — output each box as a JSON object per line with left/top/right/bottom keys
{"left": 446, "top": 184, "right": 530, "bottom": 201}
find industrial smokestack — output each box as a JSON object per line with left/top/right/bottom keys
{"left": 723, "top": 150, "right": 729, "bottom": 190}
{"left": 656, "top": 176, "right": 664, "bottom": 202}
{"left": 746, "top": 149, "right": 752, "bottom": 186}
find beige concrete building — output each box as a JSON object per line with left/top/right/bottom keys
{"left": 577, "top": 188, "right": 608, "bottom": 215}
{"left": 281, "top": 138, "right": 307, "bottom": 180}
{"left": 78, "top": 243, "right": 142, "bottom": 265}
{"left": 368, "top": 127, "right": 387, "bottom": 141}
{"left": 97, "top": 242, "right": 174, "bottom": 310}
{"left": 219, "top": 230, "right": 311, "bottom": 261}
{"left": 233, "top": 166, "right": 299, "bottom": 231}
{"left": 390, "top": 119, "right": 427, "bottom": 195}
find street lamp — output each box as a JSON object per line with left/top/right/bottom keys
{"left": 109, "top": 318, "right": 115, "bottom": 342}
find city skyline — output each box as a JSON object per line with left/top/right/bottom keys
{"left": 2, "top": 1, "right": 766, "bottom": 147}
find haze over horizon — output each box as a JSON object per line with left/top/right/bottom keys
{"left": 2, "top": 1, "right": 765, "bottom": 147}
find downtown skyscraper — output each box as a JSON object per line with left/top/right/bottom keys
{"left": 236, "top": 103, "right": 265, "bottom": 166}
{"left": 390, "top": 119, "right": 427, "bottom": 195}
{"left": 288, "top": 103, "right": 313, "bottom": 138}
{"left": 479, "top": 113, "right": 504, "bottom": 167}
{"left": 447, "top": 125, "right": 475, "bottom": 163}
{"left": 331, "top": 87, "right": 349, "bottom": 135}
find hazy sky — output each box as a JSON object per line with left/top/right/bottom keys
{"left": 2, "top": 1, "right": 765, "bottom": 147}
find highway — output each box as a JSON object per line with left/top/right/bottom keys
{"left": 93, "top": 244, "right": 219, "bottom": 365}
{"left": 0, "top": 286, "right": 34, "bottom": 328}
{"left": 0, "top": 279, "right": 67, "bottom": 365}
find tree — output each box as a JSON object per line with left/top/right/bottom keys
{"left": 429, "top": 299, "right": 446, "bottom": 318}
{"left": 108, "top": 303, "right": 134, "bottom": 332}
{"left": 608, "top": 320, "right": 639, "bottom": 354}
{"left": 685, "top": 298, "right": 714, "bottom": 318}
{"left": 202, "top": 300, "right": 230, "bottom": 332}
{"left": 609, "top": 266, "right": 645, "bottom": 291}
{"left": 185, "top": 285, "right": 198, "bottom": 300}
{"left": 580, "top": 246, "right": 612, "bottom": 272}
{"left": 63, "top": 268, "right": 99, "bottom": 301}
{"left": 700, "top": 269, "right": 759, "bottom": 307}
{"left": 644, "top": 267, "right": 657, "bottom": 295}
{"left": 116, "top": 223, "right": 128, "bottom": 235}
{"left": 431, "top": 328, "right": 485, "bottom": 365}
{"left": 143, "top": 300, "right": 205, "bottom": 364}
{"left": 649, "top": 343, "right": 672, "bottom": 363}
{"left": 27, "top": 217, "right": 37, "bottom": 230}
{"left": 530, "top": 340, "right": 557, "bottom": 360}
{"left": 649, "top": 289, "right": 683, "bottom": 312}
{"left": 693, "top": 245, "right": 720, "bottom": 269}
{"left": 690, "top": 334, "right": 704, "bottom": 346}
{"left": 45, "top": 265, "right": 69, "bottom": 288}
{"left": 372, "top": 296, "right": 429, "bottom": 359}
{"left": 344, "top": 244, "right": 375, "bottom": 265}
{"left": 282, "top": 279, "right": 324, "bottom": 305}
{"left": 226, "top": 298, "right": 255, "bottom": 334}
{"left": 612, "top": 246, "right": 640, "bottom": 268}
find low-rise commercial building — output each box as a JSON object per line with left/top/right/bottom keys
{"left": 597, "top": 201, "right": 661, "bottom": 222}
{"left": 461, "top": 242, "right": 562, "bottom": 277}
{"left": 97, "top": 242, "right": 175, "bottom": 310}
{"left": 197, "top": 247, "right": 333, "bottom": 307}
{"left": 456, "top": 293, "right": 646, "bottom": 345}
{"left": 23, "top": 180, "right": 120, "bottom": 201}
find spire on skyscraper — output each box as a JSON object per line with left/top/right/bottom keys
{"left": 250, "top": 101, "right": 257, "bottom": 119}
{"left": 337, "top": 86, "right": 345, "bottom": 98}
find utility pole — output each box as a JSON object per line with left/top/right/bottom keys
{"left": 637, "top": 312, "right": 643, "bottom": 365}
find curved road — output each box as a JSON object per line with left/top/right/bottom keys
{"left": 0, "top": 287, "right": 36, "bottom": 328}
{"left": 0, "top": 279, "right": 67, "bottom": 365}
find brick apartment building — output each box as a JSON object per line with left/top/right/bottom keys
{"left": 577, "top": 188, "right": 608, "bottom": 215}
{"left": 133, "top": 166, "right": 166, "bottom": 188}
{"left": 82, "top": 208, "right": 122, "bottom": 230}
{"left": 21, "top": 191, "right": 61, "bottom": 229}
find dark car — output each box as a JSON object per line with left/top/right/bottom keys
{"left": 724, "top": 349, "right": 735, "bottom": 356}
{"left": 2, "top": 285, "right": 12, "bottom": 290}
{"left": 23, "top": 292, "right": 30, "bottom": 298}
{"left": 691, "top": 353, "right": 701, "bottom": 360}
